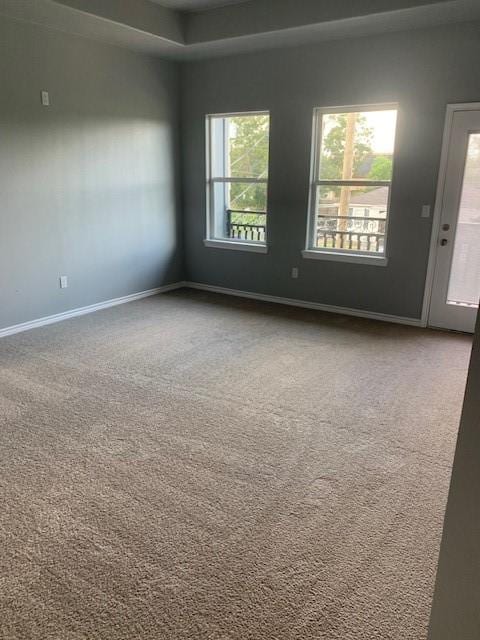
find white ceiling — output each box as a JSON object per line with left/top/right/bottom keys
{"left": 150, "top": 0, "right": 247, "bottom": 11}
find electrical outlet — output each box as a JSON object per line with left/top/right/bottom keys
{"left": 41, "top": 91, "right": 50, "bottom": 106}
{"left": 59, "top": 275, "right": 68, "bottom": 289}
{"left": 291, "top": 267, "right": 299, "bottom": 279}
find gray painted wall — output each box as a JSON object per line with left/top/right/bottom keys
{"left": 2, "top": 16, "right": 480, "bottom": 328}
{"left": 428, "top": 314, "right": 480, "bottom": 639}
{"left": 181, "top": 21, "right": 480, "bottom": 319}
{"left": 0, "top": 16, "right": 183, "bottom": 331}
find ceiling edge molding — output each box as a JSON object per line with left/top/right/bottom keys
{"left": 183, "top": 0, "right": 480, "bottom": 59}
{"left": 52, "top": 0, "right": 185, "bottom": 43}
{"left": 0, "top": 0, "right": 479, "bottom": 60}
{"left": 0, "top": 0, "right": 184, "bottom": 56}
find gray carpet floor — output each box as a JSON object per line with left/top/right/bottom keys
{"left": 0, "top": 290, "right": 472, "bottom": 639}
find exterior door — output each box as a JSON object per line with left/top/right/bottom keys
{"left": 429, "top": 108, "right": 480, "bottom": 333}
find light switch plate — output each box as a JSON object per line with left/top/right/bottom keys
{"left": 41, "top": 91, "right": 50, "bottom": 106}
{"left": 421, "top": 205, "right": 431, "bottom": 218}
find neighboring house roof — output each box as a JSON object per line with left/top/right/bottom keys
{"left": 319, "top": 181, "right": 479, "bottom": 226}
{"left": 350, "top": 186, "right": 389, "bottom": 207}
{"left": 349, "top": 182, "right": 480, "bottom": 222}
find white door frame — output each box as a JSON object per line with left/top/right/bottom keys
{"left": 421, "top": 102, "right": 480, "bottom": 328}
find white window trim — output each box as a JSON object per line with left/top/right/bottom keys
{"left": 204, "top": 239, "right": 268, "bottom": 253}
{"left": 304, "top": 102, "right": 399, "bottom": 265}
{"left": 205, "top": 111, "right": 270, "bottom": 250}
{"left": 302, "top": 249, "right": 388, "bottom": 266}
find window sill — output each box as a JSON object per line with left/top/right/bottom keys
{"left": 204, "top": 239, "right": 268, "bottom": 254}
{"left": 302, "top": 249, "right": 388, "bottom": 266}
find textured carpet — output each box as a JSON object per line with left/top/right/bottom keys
{"left": 0, "top": 290, "right": 472, "bottom": 640}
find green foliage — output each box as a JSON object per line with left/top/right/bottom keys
{"left": 318, "top": 114, "right": 393, "bottom": 202}
{"left": 320, "top": 114, "right": 373, "bottom": 180}
{"left": 229, "top": 115, "right": 269, "bottom": 214}
{"left": 224, "top": 113, "right": 392, "bottom": 220}
{"left": 368, "top": 156, "right": 393, "bottom": 181}
{"left": 230, "top": 211, "right": 267, "bottom": 229}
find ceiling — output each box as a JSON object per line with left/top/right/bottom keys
{"left": 1, "top": 0, "right": 479, "bottom": 60}
{"left": 150, "top": 0, "right": 247, "bottom": 11}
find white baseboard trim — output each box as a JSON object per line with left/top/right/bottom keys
{"left": 1, "top": 280, "right": 423, "bottom": 338}
{"left": 0, "top": 282, "right": 186, "bottom": 339}
{"left": 185, "top": 282, "right": 423, "bottom": 327}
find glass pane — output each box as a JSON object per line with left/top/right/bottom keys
{"left": 210, "top": 114, "right": 270, "bottom": 179}
{"left": 211, "top": 181, "right": 229, "bottom": 239}
{"left": 228, "top": 181, "right": 267, "bottom": 213}
{"left": 313, "top": 184, "right": 389, "bottom": 253}
{"left": 447, "top": 133, "right": 480, "bottom": 308}
{"left": 210, "top": 117, "right": 227, "bottom": 178}
{"left": 211, "top": 181, "right": 267, "bottom": 242}
{"left": 227, "top": 115, "right": 269, "bottom": 179}
{"left": 318, "top": 110, "right": 397, "bottom": 181}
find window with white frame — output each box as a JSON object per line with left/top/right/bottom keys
{"left": 206, "top": 112, "right": 270, "bottom": 246}
{"left": 306, "top": 106, "right": 398, "bottom": 257}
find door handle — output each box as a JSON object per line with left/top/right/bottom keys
{"left": 440, "top": 238, "right": 448, "bottom": 246}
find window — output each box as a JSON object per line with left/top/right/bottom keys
{"left": 305, "top": 105, "right": 398, "bottom": 263}
{"left": 206, "top": 112, "right": 270, "bottom": 251}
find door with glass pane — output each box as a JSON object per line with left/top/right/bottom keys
{"left": 429, "top": 108, "right": 480, "bottom": 333}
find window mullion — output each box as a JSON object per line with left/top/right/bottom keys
{"left": 315, "top": 180, "right": 391, "bottom": 188}
{"left": 211, "top": 177, "right": 268, "bottom": 184}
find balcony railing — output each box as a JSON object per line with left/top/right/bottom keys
{"left": 226, "top": 209, "right": 266, "bottom": 242}
{"left": 315, "top": 214, "right": 386, "bottom": 253}
{"left": 223, "top": 211, "right": 385, "bottom": 251}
